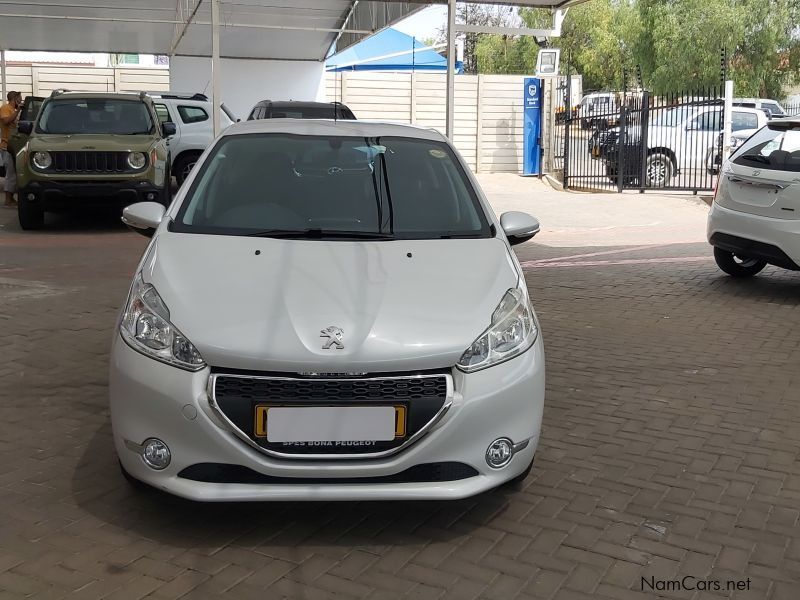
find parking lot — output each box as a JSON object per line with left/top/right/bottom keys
{"left": 1, "top": 175, "right": 799, "bottom": 600}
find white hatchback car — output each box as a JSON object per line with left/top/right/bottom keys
{"left": 708, "top": 117, "right": 800, "bottom": 277}
{"left": 111, "top": 119, "right": 546, "bottom": 501}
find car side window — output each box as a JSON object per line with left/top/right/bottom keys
{"left": 731, "top": 111, "right": 758, "bottom": 132}
{"left": 690, "top": 111, "right": 721, "bottom": 131}
{"left": 178, "top": 105, "right": 209, "bottom": 124}
{"left": 154, "top": 103, "right": 172, "bottom": 123}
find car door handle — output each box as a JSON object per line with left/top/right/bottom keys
{"left": 727, "top": 175, "right": 787, "bottom": 190}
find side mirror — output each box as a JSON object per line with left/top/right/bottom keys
{"left": 161, "top": 121, "right": 177, "bottom": 137}
{"left": 122, "top": 202, "right": 165, "bottom": 238}
{"left": 500, "top": 211, "right": 540, "bottom": 246}
{"left": 17, "top": 121, "right": 33, "bottom": 135}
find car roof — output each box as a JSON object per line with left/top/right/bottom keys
{"left": 255, "top": 100, "right": 349, "bottom": 108}
{"left": 732, "top": 106, "right": 765, "bottom": 115}
{"left": 223, "top": 118, "right": 445, "bottom": 142}
{"left": 48, "top": 91, "right": 147, "bottom": 102}
{"left": 767, "top": 115, "right": 800, "bottom": 126}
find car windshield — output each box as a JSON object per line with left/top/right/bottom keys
{"left": 173, "top": 134, "right": 491, "bottom": 239}
{"left": 762, "top": 101, "right": 784, "bottom": 116}
{"left": 36, "top": 99, "right": 153, "bottom": 135}
{"left": 733, "top": 123, "right": 800, "bottom": 172}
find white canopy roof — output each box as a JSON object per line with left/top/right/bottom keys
{"left": 0, "top": 1, "right": 586, "bottom": 61}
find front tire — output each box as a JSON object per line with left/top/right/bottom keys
{"left": 18, "top": 199, "right": 44, "bottom": 230}
{"left": 505, "top": 456, "right": 535, "bottom": 488}
{"left": 119, "top": 460, "right": 150, "bottom": 491}
{"left": 713, "top": 247, "right": 767, "bottom": 277}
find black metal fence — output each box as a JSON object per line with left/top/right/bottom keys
{"left": 559, "top": 86, "right": 726, "bottom": 193}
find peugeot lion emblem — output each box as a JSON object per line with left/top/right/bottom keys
{"left": 320, "top": 326, "right": 344, "bottom": 350}
{"left": 752, "top": 170, "right": 761, "bottom": 177}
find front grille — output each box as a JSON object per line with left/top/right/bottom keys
{"left": 214, "top": 375, "right": 446, "bottom": 402}
{"left": 178, "top": 462, "right": 478, "bottom": 484}
{"left": 47, "top": 151, "right": 135, "bottom": 174}
{"left": 211, "top": 374, "right": 450, "bottom": 458}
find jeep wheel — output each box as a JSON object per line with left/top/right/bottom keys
{"left": 645, "top": 152, "right": 672, "bottom": 188}
{"left": 174, "top": 153, "right": 200, "bottom": 186}
{"left": 713, "top": 247, "right": 767, "bottom": 278}
{"left": 18, "top": 200, "right": 44, "bottom": 230}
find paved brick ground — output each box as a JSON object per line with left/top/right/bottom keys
{"left": 1, "top": 184, "right": 799, "bottom": 599}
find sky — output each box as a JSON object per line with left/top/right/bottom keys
{"left": 392, "top": 6, "right": 448, "bottom": 41}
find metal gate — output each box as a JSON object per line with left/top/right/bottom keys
{"left": 560, "top": 85, "right": 725, "bottom": 193}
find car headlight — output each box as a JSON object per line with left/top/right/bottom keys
{"left": 120, "top": 274, "right": 205, "bottom": 371}
{"left": 457, "top": 287, "right": 538, "bottom": 372}
{"left": 127, "top": 152, "right": 147, "bottom": 170}
{"left": 729, "top": 137, "right": 740, "bottom": 149}
{"left": 31, "top": 151, "right": 52, "bottom": 170}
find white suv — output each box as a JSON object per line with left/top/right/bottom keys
{"left": 708, "top": 117, "right": 800, "bottom": 277}
{"left": 151, "top": 93, "right": 237, "bottom": 185}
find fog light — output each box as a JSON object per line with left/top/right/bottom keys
{"left": 142, "top": 438, "right": 170, "bottom": 470}
{"left": 26, "top": 193, "right": 35, "bottom": 201}
{"left": 146, "top": 192, "right": 156, "bottom": 201}
{"left": 486, "top": 438, "right": 514, "bottom": 469}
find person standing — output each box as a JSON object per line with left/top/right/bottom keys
{"left": 1, "top": 91, "right": 23, "bottom": 208}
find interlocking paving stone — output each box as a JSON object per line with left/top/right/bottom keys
{"left": 1, "top": 200, "right": 799, "bottom": 599}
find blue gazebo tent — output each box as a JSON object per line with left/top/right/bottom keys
{"left": 326, "top": 27, "right": 462, "bottom": 73}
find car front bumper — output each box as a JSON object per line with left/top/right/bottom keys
{"left": 109, "top": 335, "right": 545, "bottom": 502}
{"left": 21, "top": 180, "right": 167, "bottom": 210}
{"left": 707, "top": 202, "right": 800, "bottom": 269}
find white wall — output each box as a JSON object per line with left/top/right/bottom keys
{"left": 325, "top": 72, "right": 528, "bottom": 173}
{"left": 170, "top": 56, "right": 325, "bottom": 121}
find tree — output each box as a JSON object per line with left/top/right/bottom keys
{"left": 436, "top": 4, "right": 517, "bottom": 74}
{"left": 635, "top": 0, "right": 800, "bottom": 96}
{"left": 467, "top": 0, "right": 800, "bottom": 99}
{"left": 474, "top": 1, "right": 640, "bottom": 89}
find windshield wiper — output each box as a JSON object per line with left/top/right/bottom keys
{"left": 437, "top": 232, "right": 486, "bottom": 239}
{"left": 741, "top": 155, "right": 772, "bottom": 164}
{"left": 245, "top": 228, "right": 395, "bottom": 240}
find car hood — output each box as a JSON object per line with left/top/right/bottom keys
{"left": 28, "top": 134, "right": 156, "bottom": 151}
{"left": 142, "top": 232, "right": 520, "bottom": 373}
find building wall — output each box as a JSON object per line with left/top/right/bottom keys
{"left": 325, "top": 72, "right": 533, "bottom": 173}
{"left": 4, "top": 64, "right": 169, "bottom": 96}
{"left": 170, "top": 57, "right": 325, "bottom": 120}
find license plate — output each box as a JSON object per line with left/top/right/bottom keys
{"left": 254, "top": 405, "right": 406, "bottom": 442}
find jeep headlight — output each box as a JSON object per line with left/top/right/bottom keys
{"left": 127, "top": 152, "right": 147, "bottom": 170}
{"left": 120, "top": 274, "right": 205, "bottom": 371}
{"left": 31, "top": 151, "right": 52, "bottom": 170}
{"left": 457, "top": 287, "right": 538, "bottom": 372}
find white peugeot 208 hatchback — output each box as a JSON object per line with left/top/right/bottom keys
{"left": 708, "top": 117, "right": 800, "bottom": 277}
{"left": 111, "top": 119, "right": 545, "bottom": 501}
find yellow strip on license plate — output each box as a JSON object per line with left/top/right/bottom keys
{"left": 254, "top": 405, "right": 406, "bottom": 439}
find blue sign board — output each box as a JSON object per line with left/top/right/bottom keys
{"left": 523, "top": 77, "right": 543, "bottom": 176}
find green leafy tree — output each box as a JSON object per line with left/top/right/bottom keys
{"left": 471, "top": 0, "right": 800, "bottom": 99}
{"left": 635, "top": 0, "right": 800, "bottom": 96}
{"left": 436, "top": 4, "right": 517, "bottom": 74}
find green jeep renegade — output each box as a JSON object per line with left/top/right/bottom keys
{"left": 15, "top": 90, "right": 174, "bottom": 230}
